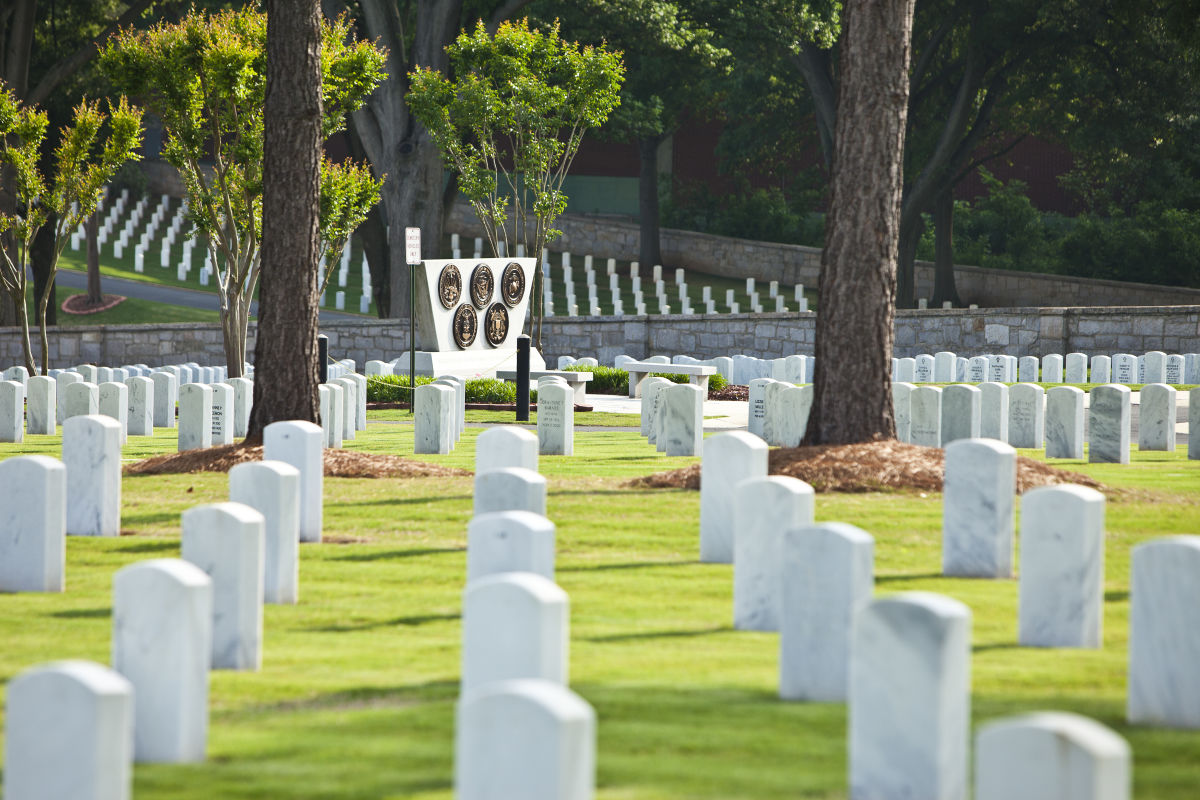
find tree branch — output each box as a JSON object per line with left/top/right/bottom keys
{"left": 28, "top": 0, "right": 158, "bottom": 106}
{"left": 487, "top": 0, "right": 535, "bottom": 34}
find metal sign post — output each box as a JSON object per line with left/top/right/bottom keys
{"left": 405, "top": 227, "right": 421, "bottom": 414}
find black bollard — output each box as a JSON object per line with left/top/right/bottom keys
{"left": 516, "top": 335, "right": 530, "bottom": 422}
{"left": 317, "top": 334, "right": 328, "bottom": 384}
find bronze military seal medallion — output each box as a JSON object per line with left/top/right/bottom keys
{"left": 500, "top": 261, "right": 525, "bottom": 307}
{"left": 470, "top": 263, "right": 494, "bottom": 309}
{"left": 452, "top": 303, "right": 477, "bottom": 348}
{"left": 484, "top": 303, "right": 509, "bottom": 346}
{"left": 438, "top": 264, "right": 462, "bottom": 309}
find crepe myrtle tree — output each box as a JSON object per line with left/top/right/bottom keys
{"left": 407, "top": 18, "right": 624, "bottom": 348}
{"left": 0, "top": 85, "right": 142, "bottom": 374}
{"left": 100, "top": 8, "right": 385, "bottom": 377}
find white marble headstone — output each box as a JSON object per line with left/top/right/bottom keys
{"left": 63, "top": 415, "right": 122, "bottom": 537}
{"left": 0, "top": 380, "right": 23, "bottom": 443}
{"left": 474, "top": 467, "right": 547, "bottom": 517}
{"left": 0, "top": 455, "right": 65, "bottom": 592}
{"left": 942, "top": 439, "right": 1016, "bottom": 578}
{"left": 98, "top": 381, "right": 129, "bottom": 445}
{"left": 1090, "top": 355, "right": 1111, "bottom": 385}
{"left": 849, "top": 592, "right": 971, "bottom": 800}
{"left": 228, "top": 376, "right": 253, "bottom": 437}
{"left": 978, "top": 382, "right": 1008, "bottom": 443}
{"left": 467, "top": 510, "right": 556, "bottom": 583}
{"left": 111, "top": 558, "right": 213, "bottom": 763}
{"left": 1138, "top": 383, "right": 1176, "bottom": 451}
{"left": 1008, "top": 383, "right": 1045, "bottom": 449}
{"left": 779, "top": 522, "right": 873, "bottom": 702}
{"left": 264, "top": 420, "right": 324, "bottom": 543}
{"left": 181, "top": 502, "right": 265, "bottom": 670}
{"left": 975, "top": 712, "right": 1130, "bottom": 800}
{"left": 414, "top": 383, "right": 454, "bottom": 455}
{"left": 151, "top": 371, "right": 178, "bottom": 429}
{"left": 1111, "top": 354, "right": 1136, "bottom": 385}
{"left": 476, "top": 425, "right": 538, "bottom": 473}
{"left": 1042, "top": 354, "right": 1064, "bottom": 383}
{"left": 940, "top": 384, "right": 981, "bottom": 446}
{"left": 909, "top": 386, "right": 942, "bottom": 447}
{"left": 1045, "top": 386, "right": 1085, "bottom": 459}
{"left": 538, "top": 381, "right": 574, "bottom": 456}
{"left": 700, "top": 431, "right": 768, "bottom": 563}
{"left": 1018, "top": 356, "right": 1039, "bottom": 383}
{"left": 1019, "top": 485, "right": 1105, "bottom": 648}
{"left": 4, "top": 660, "right": 133, "bottom": 800}
{"left": 892, "top": 382, "right": 914, "bottom": 443}
{"left": 1088, "top": 384, "right": 1131, "bottom": 464}
{"left": 662, "top": 383, "right": 703, "bottom": 456}
{"left": 125, "top": 376, "right": 154, "bottom": 437}
{"left": 64, "top": 380, "right": 99, "bottom": 420}
{"left": 177, "top": 383, "right": 213, "bottom": 452}
{"left": 896, "top": 357, "right": 916, "bottom": 383}
{"left": 1142, "top": 351, "right": 1167, "bottom": 384}
{"left": 733, "top": 476, "right": 815, "bottom": 631}
{"left": 1064, "top": 352, "right": 1088, "bottom": 383}
{"left": 1127, "top": 535, "right": 1200, "bottom": 728}
{"left": 230, "top": 461, "right": 300, "bottom": 605}
{"left": 26, "top": 374, "right": 56, "bottom": 435}
{"left": 461, "top": 572, "right": 568, "bottom": 692}
{"left": 934, "top": 352, "right": 956, "bottom": 383}
{"left": 455, "top": 679, "right": 595, "bottom": 800}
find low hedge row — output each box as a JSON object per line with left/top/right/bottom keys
{"left": 366, "top": 374, "right": 537, "bottom": 404}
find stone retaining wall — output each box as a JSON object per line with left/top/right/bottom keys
{"left": 4, "top": 307, "right": 1197, "bottom": 372}
{"left": 447, "top": 202, "right": 1200, "bottom": 308}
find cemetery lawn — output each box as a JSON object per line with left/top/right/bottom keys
{"left": 41, "top": 288, "right": 222, "bottom": 326}
{"left": 1, "top": 424, "right": 1198, "bottom": 798}
{"left": 369, "top": 408, "right": 645, "bottom": 427}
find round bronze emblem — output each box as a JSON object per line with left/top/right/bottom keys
{"left": 452, "top": 303, "right": 478, "bottom": 349}
{"left": 484, "top": 303, "right": 509, "bottom": 347}
{"left": 438, "top": 264, "right": 462, "bottom": 309}
{"left": 470, "top": 264, "right": 494, "bottom": 309}
{"left": 500, "top": 261, "right": 525, "bottom": 307}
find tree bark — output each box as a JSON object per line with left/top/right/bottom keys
{"left": 931, "top": 187, "right": 960, "bottom": 307}
{"left": 31, "top": 210, "right": 56, "bottom": 326}
{"left": 86, "top": 210, "right": 102, "bottom": 305}
{"left": 347, "top": 0, "right": 462, "bottom": 320}
{"left": 637, "top": 136, "right": 663, "bottom": 269}
{"left": 246, "top": 0, "right": 323, "bottom": 442}
{"left": 803, "top": 0, "right": 915, "bottom": 445}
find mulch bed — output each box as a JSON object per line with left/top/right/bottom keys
{"left": 61, "top": 294, "right": 126, "bottom": 314}
{"left": 709, "top": 384, "right": 749, "bottom": 401}
{"left": 124, "top": 443, "right": 471, "bottom": 479}
{"left": 627, "top": 439, "right": 1104, "bottom": 494}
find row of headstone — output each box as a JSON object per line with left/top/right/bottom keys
{"left": 558, "top": 352, "right": 814, "bottom": 388}
{"left": 892, "top": 381, "right": 1197, "bottom": 461}
{"left": 894, "top": 350, "right": 1200, "bottom": 386}
{"left": 751, "top": 378, "right": 813, "bottom": 446}
{"left": 414, "top": 375, "right": 464, "bottom": 455}
{"left": 638, "top": 377, "right": 704, "bottom": 456}
{"left": 458, "top": 427, "right": 596, "bottom": 799}
{"left": 2, "top": 418, "right": 322, "bottom": 794}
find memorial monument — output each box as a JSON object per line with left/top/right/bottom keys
{"left": 393, "top": 257, "right": 545, "bottom": 377}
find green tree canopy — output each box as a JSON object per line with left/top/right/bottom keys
{"left": 100, "top": 7, "right": 385, "bottom": 375}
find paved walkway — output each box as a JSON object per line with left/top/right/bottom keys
{"left": 56, "top": 269, "right": 364, "bottom": 323}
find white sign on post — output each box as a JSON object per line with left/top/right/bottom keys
{"left": 405, "top": 227, "right": 421, "bottom": 265}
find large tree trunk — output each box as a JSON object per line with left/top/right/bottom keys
{"left": 637, "top": 136, "right": 663, "bottom": 269}
{"left": 803, "top": 0, "right": 915, "bottom": 445}
{"left": 246, "top": 0, "right": 323, "bottom": 442}
{"left": 348, "top": 0, "right": 462, "bottom": 320}
{"left": 86, "top": 211, "right": 102, "bottom": 305}
{"left": 931, "top": 187, "right": 960, "bottom": 307}
{"left": 896, "top": 206, "right": 923, "bottom": 308}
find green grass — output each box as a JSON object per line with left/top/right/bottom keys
{"left": 42, "top": 287, "right": 222, "bottom": 326}
{"left": 0, "top": 419, "right": 1198, "bottom": 798}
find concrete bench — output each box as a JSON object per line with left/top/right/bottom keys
{"left": 624, "top": 361, "right": 716, "bottom": 398}
{"left": 497, "top": 370, "right": 593, "bottom": 405}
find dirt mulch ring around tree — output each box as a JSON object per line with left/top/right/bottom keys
{"left": 125, "top": 443, "right": 471, "bottom": 479}
{"left": 627, "top": 439, "right": 1104, "bottom": 494}
{"left": 708, "top": 384, "right": 749, "bottom": 401}
{"left": 61, "top": 294, "right": 126, "bottom": 314}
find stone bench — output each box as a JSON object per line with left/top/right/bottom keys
{"left": 624, "top": 361, "right": 716, "bottom": 398}
{"left": 496, "top": 370, "right": 593, "bottom": 405}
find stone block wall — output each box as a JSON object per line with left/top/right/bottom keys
{"left": 3, "top": 307, "right": 1197, "bottom": 373}
{"left": 447, "top": 202, "right": 1200, "bottom": 308}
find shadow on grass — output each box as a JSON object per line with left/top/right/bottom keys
{"left": 586, "top": 624, "right": 733, "bottom": 643}
{"left": 559, "top": 559, "right": 701, "bottom": 572}
{"left": 331, "top": 546, "right": 466, "bottom": 562}
{"left": 50, "top": 607, "right": 111, "bottom": 619}
{"left": 1106, "top": 590, "right": 1130, "bottom": 602}
{"left": 875, "top": 572, "right": 944, "bottom": 584}
{"left": 308, "top": 611, "right": 460, "bottom": 633}
{"left": 972, "top": 641, "right": 1022, "bottom": 653}
{"left": 118, "top": 539, "right": 178, "bottom": 553}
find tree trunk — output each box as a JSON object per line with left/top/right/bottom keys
{"left": 31, "top": 214, "right": 56, "bottom": 326}
{"left": 637, "top": 136, "right": 663, "bottom": 269}
{"left": 348, "top": 0, "right": 463, "bottom": 320}
{"left": 343, "top": 118, "right": 390, "bottom": 317}
{"left": 246, "top": 0, "right": 323, "bottom": 442}
{"left": 86, "top": 210, "right": 103, "bottom": 305}
{"left": 931, "top": 187, "right": 960, "bottom": 307}
{"left": 803, "top": 0, "right": 915, "bottom": 446}
{"left": 896, "top": 206, "right": 923, "bottom": 308}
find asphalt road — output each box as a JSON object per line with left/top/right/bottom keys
{"left": 55, "top": 269, "right": 365, "bottom": 323}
